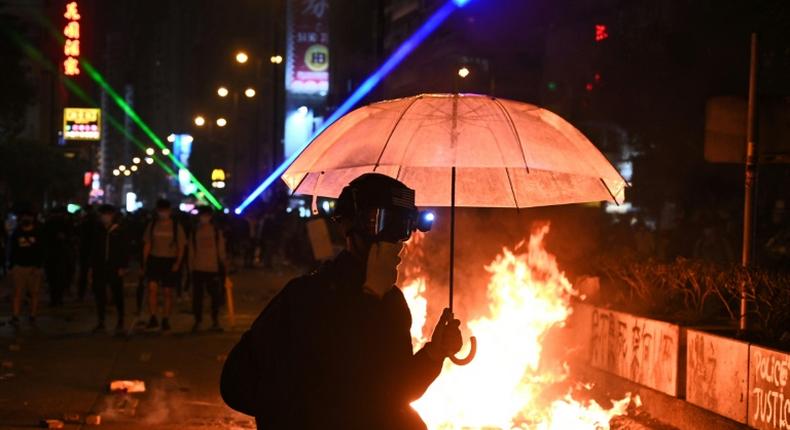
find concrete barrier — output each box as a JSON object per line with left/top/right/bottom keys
{"left": 574, "top": 304, "right": 681, "bottom": 396}
{"left": 686, "top": 329, "right": 749, "bottom": 424}
{"left": 748, "top": 345, "right": 790, "bottom": 430}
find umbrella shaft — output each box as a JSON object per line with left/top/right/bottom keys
{"left": 449, "top": 167, "right": 456, "bottom": 312}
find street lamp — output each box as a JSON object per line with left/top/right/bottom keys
{"left": 118, "top": 165, "right": 126, "bottom": 171}
{"left": 123, "top": 170, "right": 131, "bottom": 176}
{"left": 112, "top": 169, "right": 120, "bottom": 176}
{"left": 216, "top": 117, "right": 228, "bottom": 127}
{"left": 217, "top": 86, "right": 229, "bottom": 97}
{"left": 458, "top": 67, "right": 470, "bottom": 78}
{"left": 244, "top": 87, "right": 256, "bottom": 98}
{"left": 145, "top": 147, "right": 155, "bottom": 156}
{"left": 270, "top": 55, "right": 283, "bottom": 64}
{"left": 235, "top": 51, "right": 249, "bottom": 64}
{"left": 194, "top": 115, "right": 206, "bottom": 127}
{"left": 162, "top": 148, "right": 171, "bottom": 156}
{"left": 132, "top": 157, "right": 141, "bottom": 164}
{"left": 130, "top": 165, "right": 138, "bottom": 172}
{"left": 145, "top": 157, "right": 154, "bottom": 165}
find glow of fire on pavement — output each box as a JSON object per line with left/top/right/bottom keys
{"left": 401, "top": 225, "right": 634, "bottom": 429}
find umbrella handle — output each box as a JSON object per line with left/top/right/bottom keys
{"left": 449, "top": 335, "right": 477, "bottom": 366}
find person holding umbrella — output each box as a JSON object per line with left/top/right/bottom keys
{"left": 221, "top": 173, "right": 463, "bottom": 430}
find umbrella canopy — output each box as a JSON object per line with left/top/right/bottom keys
{"left": 282, "top": 93, "right": 626, "bottom": 208}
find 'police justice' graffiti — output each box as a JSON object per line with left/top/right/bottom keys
{"left": 750, "top": 346, "right": 790, "bottom": 430}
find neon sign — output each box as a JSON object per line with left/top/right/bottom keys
{"left": 63, "top": 107, "right": 101, "bottom": 140}
{"left": 63, "top": 1, "right": 81, "bottom": 76}
{"left": 595, "top": 24, "right": 608, "bottom": 42}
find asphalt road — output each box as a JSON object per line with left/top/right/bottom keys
{"left": 0, "top": 266, "right": 299, "bottom": 430}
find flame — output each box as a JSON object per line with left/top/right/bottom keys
{"left": 401, "top": 224, "right": 631, "bottom": 429}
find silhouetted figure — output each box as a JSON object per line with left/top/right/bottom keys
{"left": 42, "top": 207, "right": 72, "bottom": 306}
{"left": 89, "top": 204, "right": 129, "bottom": 334}
{"left": 189, "top": 206, "right": 227, "bottom": 332}
{"left": 142, "top": 199, "right": 185, "bottom": 332}
{"left": 221, "top": 174, "right": 462, "bottom": 430}
{"left": 76, "top": 205, "right": 97, "bottom": 300}
{"left": 8, "top": 211, "right": 43, "bottom": 326}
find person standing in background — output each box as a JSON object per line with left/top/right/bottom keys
{"left": 8, "top": 211, "right": 44, "bottom": 327}
{"left": 42, "top": 207, "right": 72, "bottom": 307}
{"left": 189, "top": 206, "right": 227, "bottom": 332}
{"left": 76, "top": 206, "right": 97, "bottom": 301}
{"left": 89, "top": 204, "right": 129, "bottom": 334}
{"left": 142, "top": 199, "right": 185, "bottom": 332}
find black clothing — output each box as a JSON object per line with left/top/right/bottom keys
{"left": 192, "top": 271, "right": 223, "bottom": 323}
{"left": 221, "top": 251, "right": 441, "bottom": 430}
{"left": 77, "top": 213, "right": 97, "bottom": 299}
{"left": 89, "top": 223, "right": 128, "bottom": 325}
{"left": 89, "top": 224, "right": 128, "bottom": 270}
{"left": 145, "top": 256, "right": 178, "bottom": 288}
{"left": 43, "top": 216, "right": 73, "bottom": 306}
{"left": 92, "top": 266, "right": 123, "bottom": 325}
{"left": 9, "top": 229, "right": 44, "bottom": 268}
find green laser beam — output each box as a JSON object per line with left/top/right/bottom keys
{"left": 3, "top": 26, "right": 211, "bottom": 205}
{"left": 28, "top": 14, "right": 223, "bottom": 209}
{"left": 79, "top": 61, "right": 223, "bottom": 210}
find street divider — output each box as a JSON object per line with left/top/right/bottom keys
{"left": 687, "top": 329, "right": 749, "bottom": 424}
{"left": 572, "top": 302, "right": 790, "bottom": 429}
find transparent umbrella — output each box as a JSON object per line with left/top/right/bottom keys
{"left": 282, "top": 93, "right": 627, "bottom": 364}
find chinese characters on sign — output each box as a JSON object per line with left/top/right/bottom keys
{"left": 63, "top": 108, "right": 101, "bottom": 141}
{"left": 286, "top": 0, "right": 330, "bottom": 95}
{"left": 63, "top": 1, "right": 81, "bottom": 76}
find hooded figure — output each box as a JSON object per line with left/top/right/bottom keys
{"left": 220, "top": 173, "right": 462, "bottom": 430}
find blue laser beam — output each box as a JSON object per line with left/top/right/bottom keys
{"left": 235, "top": 0, "right": 468, "bottom": 214}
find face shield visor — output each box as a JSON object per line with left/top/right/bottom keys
{"left": 356, "top": 207, "right": 434, "bottom": 243}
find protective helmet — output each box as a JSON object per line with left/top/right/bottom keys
{"left": 334, "top": 173, "right": 433, "bottom": 242}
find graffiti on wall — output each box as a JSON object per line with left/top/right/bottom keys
{"left": 589, "top": 308, "right": 679, "bottom": 395}
{"left": 749, "top": 346, "right": 790, "bottom": 430}
{"left": 686, "top": 330, "right": 748, "bottom": 423}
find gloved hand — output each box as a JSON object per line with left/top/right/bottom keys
{"left": 427, "top": 308, "right": 463, "bottom": 362}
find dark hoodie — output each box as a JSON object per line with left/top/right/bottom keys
{"left": 221, "top": 250, "right": 442, "bottom": 430}
{"left": 89, "top": 222, "right": 128, "bottom": 271}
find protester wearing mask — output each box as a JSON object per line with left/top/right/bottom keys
{"left": 8, "top": 212, "right": 44, "bottom": 326}
{"left": 221, "top": 173, "right": 462, "bottom": 430}
{"left": 142, "top": 199, "right": 185, "bottom": 332}
{"left": 188, "top": 206, "right": 227, "bottom": 332}
{"left": 89, "top": 204, "right": 129, "bottom": 334}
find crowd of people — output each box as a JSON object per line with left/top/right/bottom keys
{"left": 0, "top": 198, "right": 311, "bottom": 335}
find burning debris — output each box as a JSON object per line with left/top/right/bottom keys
{"left": 401, "top": 224, "right": 633, "bottom": 429}
{"left": 109, "top": 380, "right": 146, "bottom": 393}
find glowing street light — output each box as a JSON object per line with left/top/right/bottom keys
{"left": 162, "top": 148, "right": 171, "bottom": 156}
{"left": 167, "top": 134, "right": 176, "bottom": 143}
{"left": 130, "top": 165, "right": 138, "bottom": 172}
{"left": 112, "top": 169, "right": 120, "bottom": 176}
{"left": 145, "top": 157, "right": 154, "bottom": 165}
{"left": 123, "top": 169, "right": 131, "bottom": 176}
{"left": 194, "top": 115, "right": 206, "bottom": 127}
{"left": 235, "top": 51, "right": 249, "bottom": 64}
{"left": 270, "top": 55, "right": 283, "bottom": 64}
{"left": 132, "top": 157, "right": 141, "bottom": 164}
{"left": 217, "top": 86, "right": 229, "bottom": 97}
{"left": 216, "top": 117, "right": 228, "bottom": 127}
{"left": 118, "top": 165, "right": 127, "bottom": 171}
{"left": 458, "top": 67, "right": 470, "bottom": 78}
{"left": 244, "top": 88, "right": 256, "bottom": 98}
{"left": 146, "top": 147, "right": 155, "bottom": 156}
